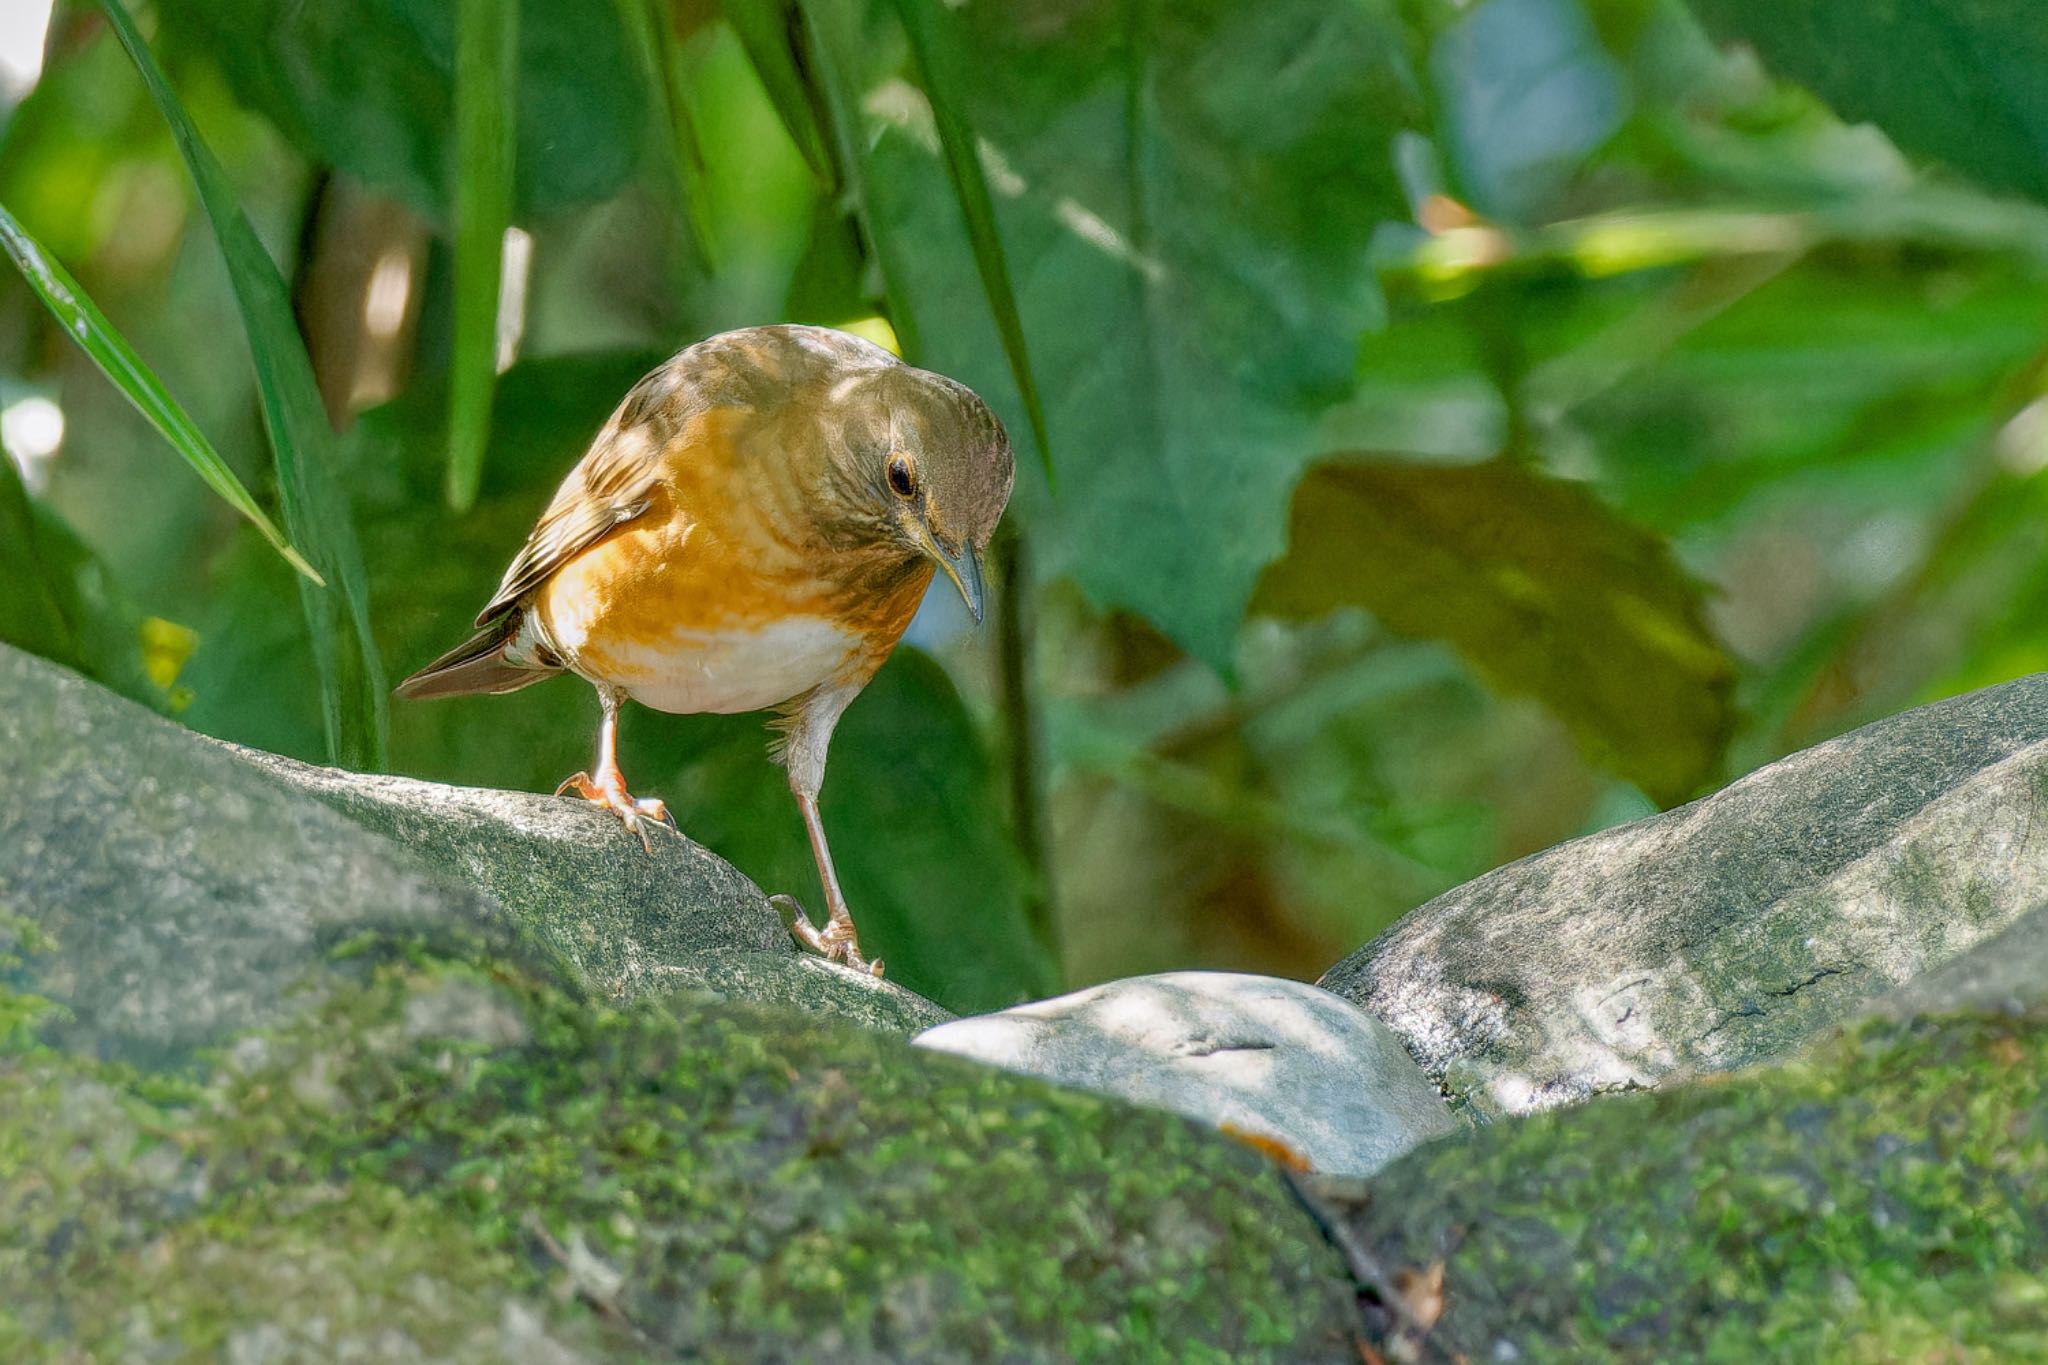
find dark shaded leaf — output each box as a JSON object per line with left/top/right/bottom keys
{"left": 1253, "top": 458, "right": 1736, "bottom": 803}
{"left": 1686, "top": 0, "right": 2048, "bottom": 204}
{"left": 101, "top": 0, "right": 387, "bottom": 768}
{"left": 154, "top": 0, "right": 644, "bottom": 222}
{"left": 0, "top": 454, "right": 170, "bottom": 710}
{"left": 445, "top": 0, "right": 517, "bottom": 511}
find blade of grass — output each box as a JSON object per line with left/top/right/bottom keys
{"left": 885, "top": 0, "right": 1052, "bottom": 482}
{"left": 616, "top": 0, "right": 720, "bottom": 269}
{"left": 721, "top": 0, "right": 834, "bottom": 184}
{"left": 791, "top": 0, "right": 922, "bottom": 361}
{"left": 447, "top": 0, "right": 518, "bottom": 512}
{"left": 98, "top": 0, "right": 387, "bottom": 769}
{"left": 0, "top": 204, "right": 324, "bottom": 586}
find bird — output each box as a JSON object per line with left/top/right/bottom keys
{"left": 395, "top": 325, "right": 1014, "bottom": 974}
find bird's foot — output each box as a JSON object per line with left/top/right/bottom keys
{"left": 555, "top": 770, "right": 678, "bottom": 855}
{"left": 771, "top": 894, "right": 884, "bottom": 977}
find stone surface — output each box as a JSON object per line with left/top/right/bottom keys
{"left": 0, "top": 894, "right": 1360, "bottom": 1361}
{"left": 0, "top": 645, "right": 960, "bottom": 1044}
{"left": 661, "top": 949, "right": 954, "bottom": 1033}
{"left": 1321, "top": 675, "right": 2048, "bottom": 1117}
{"left": 916, "top": 972, "right": 1459, "bottom": 1177}
{"left": 1875, "top": 897, "right": 2048, "bottom": 1021}
{"left": 1304, "top": 1004, "right": 2048, "bottom": 1361}
{"left": 1, "top": 648, "right": 1361, "bottom": 1359}
{"left": 235, "top": 746, "right": 790, "bottom": 994}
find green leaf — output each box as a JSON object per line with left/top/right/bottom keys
{"left": 1253, "top": 458, "right": 1737, "bottom": 804}
{"left": 615, "top": 0, "right": 720, "bottom": 268}
{"left": 0, "top": 204, "right": 321, "bottom": 585}
{"left": 0, "top": 454, "right": 173, "bottom": 711}
{"left": 100, "top": 0, "right": 387, "bottom": 769}
{"left": 790, "top": 0, "right": 923, "bottom": 360}
{"left": 154, "top": 0, "right": 645, "bottom": 223}
{"left": 843, "top": 0, "right": 1423, "bottom": 672}
{"left": 719, "top": 0, "right": 834, "bottom": 184}
{"left": 886, "top": 0, "right": 1052, "bottom": 481}
{"left": 446, "top": 0, "right": 518, "bottom": 512}
{"left": 1685, "top": 0, "right": 2048, "bottom": 204}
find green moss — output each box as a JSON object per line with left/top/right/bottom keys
{"left": 1, "top": 938, "right": 1358, "bottom": 1362}
{"left": 1335, "top": 1008, "right": 2048, "bottom": 1362}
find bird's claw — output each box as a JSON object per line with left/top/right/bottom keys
{"left": 771, "top": 894, "right": 884, "bottom": 977}
{"left": 555, "top": 770, "right": 678, "bottom": 855}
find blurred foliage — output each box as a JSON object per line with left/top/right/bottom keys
{"left": 2, "top": 0, "right": 2046, "bottom": 1001}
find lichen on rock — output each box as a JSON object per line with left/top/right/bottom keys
{"left": 1309, "top": 1006, "right": 2048, "bottom": 1361}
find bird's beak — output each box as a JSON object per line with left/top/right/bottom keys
{"left": 921, "top": 532, "right": 986, "bottom": 624}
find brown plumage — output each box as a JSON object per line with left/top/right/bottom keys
{"left": 398, "top": 325, "right": 1014, "bottom": 972}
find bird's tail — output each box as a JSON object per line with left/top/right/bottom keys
{"left": 394, "top": 615, "right": 559, "bottom": 700}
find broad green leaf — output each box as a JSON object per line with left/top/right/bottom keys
{"left": 1253, "top": 458, "right": 1737, "bottom": 804}
{"left": 841, "top": 0, "right": 1423, "bottom": 672}
{"left": 1685, "top": 0, "right": 2048, "bottom": 204}
{"left": 0, "top": 205, "right": 321, "bottom": 585}
{"left": 101, "top": 0, "right": 387, "bottom": 769}
{"left": 0, "top": 453, "right": 173, "bottom": 710}
{"left": 886, "top": 0, "right": 1051, "bottom": 480}
{"left": 446, "top": 0, "right": 517, "bottom": 512}
{"left": 719, "top": 0, "right": 834, "bottom": 184}
{"left": 154, "top": 0, "right": 644, "bottom": 223}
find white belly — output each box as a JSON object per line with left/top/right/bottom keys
{"left": 563, "top": 616, "right": 862, "bottom": 715}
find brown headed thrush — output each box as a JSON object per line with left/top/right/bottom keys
{"left": 396, "top": 325, "right": 1015, "bottom": 974}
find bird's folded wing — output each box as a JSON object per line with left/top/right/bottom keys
{"left": 474, "top": 377, "right": 686, "bottom": 627}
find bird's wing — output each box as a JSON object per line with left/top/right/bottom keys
{"left": 474, "top": 367, "right": 693, "bottom": 626}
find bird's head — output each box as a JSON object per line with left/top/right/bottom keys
{"left": 824, "top": 357, "right": 1014, "bottom": 622}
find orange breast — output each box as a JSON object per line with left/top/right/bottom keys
{"left": 531, "top": 409, "right": 932, "bottom": 710}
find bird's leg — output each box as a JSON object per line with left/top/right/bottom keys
{"left": 555, "top": 684, "right": 677, "bottom": 854}
{"left": 782, "top": 782, "right": 882, "bottom": 976}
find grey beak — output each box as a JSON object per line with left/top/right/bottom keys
{"left": 932, "top": 540, "right": 987, "bottom": 624}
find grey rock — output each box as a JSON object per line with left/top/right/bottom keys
{"left": 1875, "top": 897, "right": 2048, "bottom": 1020}
{"left": 0, "top": 645, "right": 511, "bottom": 1067}
{"left": 661, "top": 950, "right": 954, "bottom": 1033}
{"left": 233, "top": 747, "right": 789, "bottom": 997}
{"left": 0, "top": 645, "right": 940, "bottom": 1054}
{"left": 1320, "top": 674, "right": 2048, "bottom": 1118}
{"left": 916, "top": 971, "right": 1459, "bottom": 1176}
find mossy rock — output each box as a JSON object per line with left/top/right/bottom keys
{"left": 1322, "top": 674, "right": 2048, "bottom": 1117}
{"left": 1308, "top": 1006, "right": 2048, "bottom": 1361}
{"left": 0, "top": 942, "right": 1358, "bottom": 1361}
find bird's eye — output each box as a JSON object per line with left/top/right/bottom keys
{"left": 887, "top": 453, "right": 917, "bottom": 498}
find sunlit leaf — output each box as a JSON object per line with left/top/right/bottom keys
{"left": 847, "top": 0, "right": 1422, "bottom": 672}
{"left": 100, "top": 0, "right": 387, "bottom": 769}
{"left": 1686, "top": 0, "right": 2048, "bottom": 203}
{"left": 719, "top": 0, "right": 834, "bottom": 184}
{"left": 0, "top": 204, "right": 321, "bottom": 584}
{"left": 1253, "top": 457, "right": 1737, "bottom": 804}
{"left": 886, "top": 0, "right": 1051, "bottom": 480}
{"left": 446, "top": 0, "right": 517, "bottom": 512}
